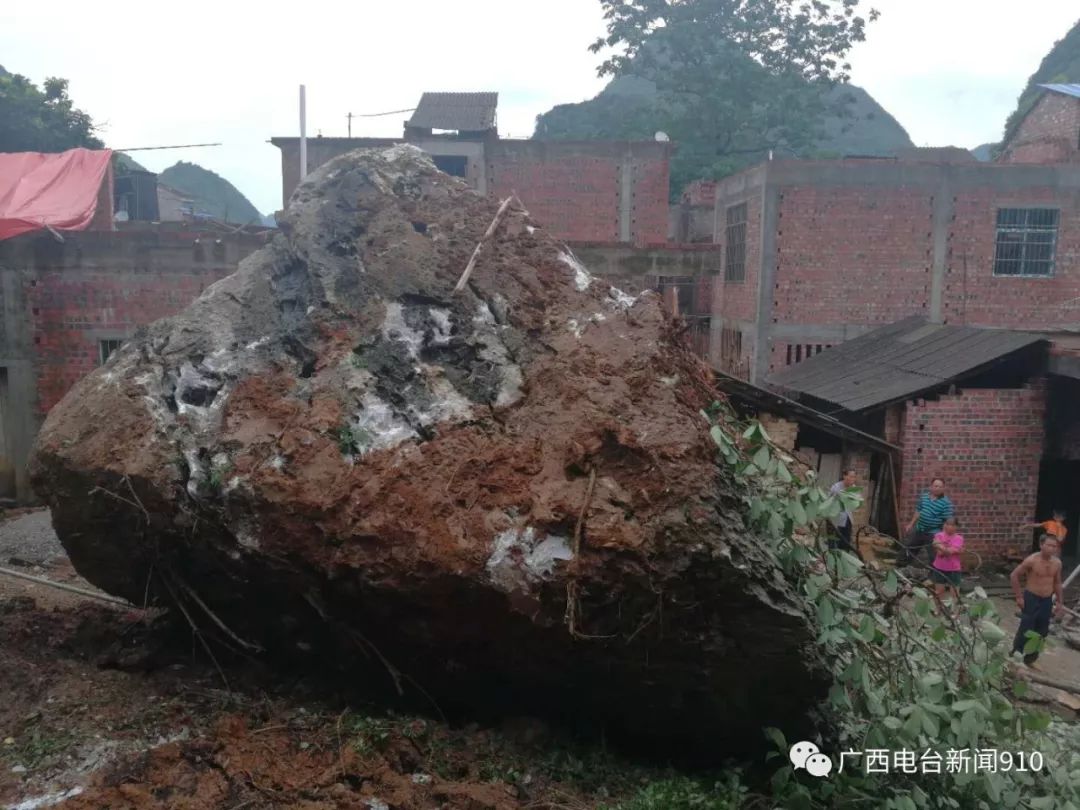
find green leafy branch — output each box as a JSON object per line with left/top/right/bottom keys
{"left": 703, "top": 401, "right": 1080, "bottom": 810}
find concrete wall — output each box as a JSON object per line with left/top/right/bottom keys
{"left": 897, "top": 383, "right": 1047, "bottom": 556}
{"left": 569, "top": 242, "right": 721, "bottom": 295}
{"left": 1000, "top": 92, "right": 1080, "bottom": 165}
{"left": 712, "top": 166, "right": 769, "bottom": 381}
{"left": 0, "top": 226, "right": 267, "bottom": 502}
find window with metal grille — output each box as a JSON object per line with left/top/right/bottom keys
{"left": 99, "top": 339, "right": 124, "bottom": 365}
{"left": 724, "top": 203, "right": 748, "bottom": 282}
{"left": 993, "top": 208, "right": 1059, "bottom": 277}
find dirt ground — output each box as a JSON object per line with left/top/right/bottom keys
{"left": 7, "top": 508, "right": 1080, "bottom": 810}
{"left": 0, "top": 510, "right": 662, "bottom": 810}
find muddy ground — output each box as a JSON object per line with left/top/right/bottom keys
{"left": 0, "top": 510, "right": 677, "bottom": 810}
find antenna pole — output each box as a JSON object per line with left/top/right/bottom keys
{"left": 300, "top": 85, "right": 308, "bottom": 180}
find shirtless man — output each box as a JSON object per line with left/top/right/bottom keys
{"left": 1010, "top": 535, "right": 1065, "bottom": 667}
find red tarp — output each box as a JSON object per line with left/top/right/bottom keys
{"left": 0, "top": 148, "right": 113, "bottom": 241}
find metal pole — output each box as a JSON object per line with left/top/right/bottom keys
{"left": 300, "top": 85, "right": 308, "bottom": 180}
{"left": 347, "top": 112, "right": 353, "bottom": 138}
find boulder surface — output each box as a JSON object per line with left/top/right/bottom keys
{"left": 31, "top": 146, "right": 828, "bottom": 754}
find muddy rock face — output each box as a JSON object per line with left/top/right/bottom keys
{"left": 31, "top": 146, "right": 828, "bottom": 756}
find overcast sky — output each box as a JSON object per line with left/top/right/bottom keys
{"left": 2, "top": 1, "right": 1077, "bottom": 215}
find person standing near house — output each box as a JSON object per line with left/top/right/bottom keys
{"left": 931, "top": 516, "right": 964, "bottom": 606}
{"left": 903, "top": 477, "right": 954, "bottom": 568}
{"left": 1010, "top": 534, "right": 1065, "bottom": 667}
{"left": 828, "top": 468, "right": 858, "bottom": 553}
{"left": 1020, "top": 509, "right": 1067, "bottom": 552}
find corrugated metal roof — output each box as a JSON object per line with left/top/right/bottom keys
{"left": 1038, "top": 83, "right": 1080, "bottom": 99}
{"left": 406, "top": 92, "right": 498, "bottom": 132}
{"left": 767, "top": 317, "right": 1046, "bottom": 413}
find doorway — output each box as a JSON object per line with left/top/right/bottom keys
{"left": 1033, "top": 459, "right": 1080, "bottom": 561}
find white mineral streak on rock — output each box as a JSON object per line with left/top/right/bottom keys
{"left": 472, "top": 303, "right": 523, "bottom": 407}
{"left": 608, "top": 286, "right": 638, "bottom": 310}
{"left": 429, "top": 307, "right": 453, "bottom": 345}
{"left": 559, "top": 251, "right": 593, "bottom": 291}
{"left": 413, "top": 373, "right": 474, "bottom": 427}
{"left": 381, "top": 302, "right": 425, "bottom": 359}
{"left": 354, "top": 394, "right": 418, "bottom": 452}
{"left": 8, "top": 787, "right": 84, "bottom": 810}
{"left": 486, "top": 526, "right": 574, "bottom": 594}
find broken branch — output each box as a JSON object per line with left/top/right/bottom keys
{"left": 567, "top": 467, "right": 599, "bottom": 639}
{"left": 453, "top": 195, "right": 515, "bottom": 294}
{"left": 0, "top": 565, "right": 132, "bottom": 607}
{"left": 160, "top": 572, "right": 232, "bottom": 693}
{"left": 172, "top": 573, "right": 264, "bottom": 652}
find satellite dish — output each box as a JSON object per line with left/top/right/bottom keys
{"left": 654, "top": 131, "right": 670, "bottom": 142}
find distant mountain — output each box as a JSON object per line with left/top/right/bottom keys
{"left": 971, "top": 143, "right": 994, "bottom": 162}
{"left": 158, "top": 161, "right": 263, "bottom": 226}
{"left": 534, "top": 70, "right": 912, "bottom": 195}
{"left": 1002, "top": 17, "right": 1080, "bottom": 142}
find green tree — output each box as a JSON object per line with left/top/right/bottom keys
{"left": 0, "top": 66, "right": 102, "bottom": 152}
{"left": 1000, "top": 17, "right": 1080, "bottom": 149}
{"left": 589, "top": 0, "right": 879, "bottom": 184}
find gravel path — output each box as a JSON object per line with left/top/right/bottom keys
{"left": 0, "top": 509, "right": 64, "bottom": 566}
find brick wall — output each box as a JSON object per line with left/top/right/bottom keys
{"left": 487, "top": 141, "right": 670, "bottom": 246}
{"left": 897, "top": 384, "right": 1046, "bottom": 556}
{"left": 1000, "top": 93, "right": 1080, "bottom": 165}
{"left": 946, "top": 187, "right": 1080, "bottom": 328}
{"left": 492, "top": 153, "right": 620, "bottom": 242}
{"left": 5, "top": 228, "right": 266, "bottom": 415}
{"left": 273, "top": 137, "right": 672, "bottom": 245}
{"left": 712, "top": 194, "right": 762, "bottom": 323}
{"left": 774, "top": 186, "right": 933, "bottom": 327}
{"left": 759, "top": 413, "right": 798, "bottom": 451}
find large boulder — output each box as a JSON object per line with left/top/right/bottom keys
{"left": 30, "top": 146, "right": 828, "bottom": 755}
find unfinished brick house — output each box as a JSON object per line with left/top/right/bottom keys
{"left": 998, "top": 84, "right": 1080, "bottom": 165}
{"left": 672, "top": 86, "right": 1080, "bottom": 559}
{"left": 0, "top": 150, "right": 269, "bottom": 503}
{"left": 770, "top": 318, "right": 1054, "bottom": 558}
{"left": 272, "top": 91, "right": 672, "bottom": 246}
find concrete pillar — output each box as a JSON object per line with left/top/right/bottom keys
{"left": 618, "top": 147, "right": 634, "bottom": 243}
{"left": 929, "top": 170, "right": 955, "bottom": 323}
{"left": 753, "top": 164, "right": 780, "bottom": 385}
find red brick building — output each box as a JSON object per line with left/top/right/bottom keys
{"left": 674, "top": 93, "right": 1080, "bottom": 558}
{"left": 0, "top": 226, "right": 267, "bottom": 502}
{"left": 698, "top": 157, "right": 1080, "bottom": 385}
{"left": 272, "top": 92, "right": 672, "bottom": 246}
{"left": 999, "top": 84, "right": 1080, "bottom": 165}
{"left": 770, "top": 318, "right": 1051, "bottom": 557}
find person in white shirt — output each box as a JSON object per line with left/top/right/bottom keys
{"left": 828, "top": 468, "right": 857, "bottom": 552}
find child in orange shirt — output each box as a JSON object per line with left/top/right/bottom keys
{"left": 1021, "top": 510, "right": 1067, "bottom": 552}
